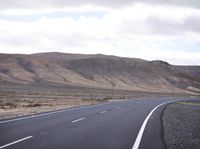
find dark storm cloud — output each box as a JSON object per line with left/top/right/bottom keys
{"left": 0, "top": 0, "right": 200, "bottom": 10}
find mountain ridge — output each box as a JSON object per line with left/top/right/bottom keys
{"left": 0, "top": 52, "right": 199, "bottom": 94}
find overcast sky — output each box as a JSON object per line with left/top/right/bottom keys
{"left": 0, "top": 0, "right": 200, "bottom": 65}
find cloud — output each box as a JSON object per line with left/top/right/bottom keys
{"left": 0, "top": 0, "right": 200, "bottom": 12}
{"left": 112, "top": 5, "right": 200, "bottom": 36}
{"left": 120, "top": 15, "right": 200, "bottom": 36}
{"left": 184, "top": 16, "right": 200, "bottom": 33}
{"left": 0, "top": 3, "right": 200, "bottom": 65}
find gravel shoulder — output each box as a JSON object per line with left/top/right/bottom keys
{"left": 162, "top": 100, "right": 200, "bottom": 149}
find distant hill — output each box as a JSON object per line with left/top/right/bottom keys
{"left": 0, "top": 52, "right": 199, "bottom": 94}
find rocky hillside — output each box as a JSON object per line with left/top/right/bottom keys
{"left": 0, "top": 52, "right": 199, "bottom": 94}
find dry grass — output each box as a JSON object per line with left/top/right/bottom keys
{"left": 0, "top": 98, "right": 101, "bottom": 120}
{"left": 177, "top": 101, "right": 200, "bottom": 106}
{"left": 0, "top": 83, "right": 197, "bottom": 120}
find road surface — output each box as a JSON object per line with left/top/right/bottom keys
{"left": 0, "top": 98, "right": 179, "bottom": 149}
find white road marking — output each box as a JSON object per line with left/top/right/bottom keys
{"left": 100, "top": 111, "right": 107, "bottom": 114}
{"left": 0, "top": 102, "right": 110, "bottom": 124}
{"left": 116, "top": 106, "right": 121, "bottom": 109}
{"left": 72, "top": 118, "right": 85, "bottom": 123}
{"left": 0, "top": 108, "right": 85, "bottom": 124}
{"left": 0, "top": 136, "right": 33, "bottom": 149}
{"left": 132, "top": 101, "right": 171, "bottom": 149}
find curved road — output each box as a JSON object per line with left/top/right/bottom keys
{"left": 0, "top": 98, "right": 179, "bottom": 149}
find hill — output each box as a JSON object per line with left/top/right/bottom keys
{"left": 0, "top": 52, "right": 199, "bottom": 94}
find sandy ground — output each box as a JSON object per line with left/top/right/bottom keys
{"left": 162, "top": 100, "right": 200, "bottom": 149}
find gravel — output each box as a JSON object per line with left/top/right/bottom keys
{"left": 162, "top": 100, "right": 200, "bottom": 149}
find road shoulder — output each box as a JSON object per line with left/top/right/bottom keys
{"left": 162, "top": 100, "right": 200, "bottom": 149}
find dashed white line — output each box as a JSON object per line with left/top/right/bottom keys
{"left": 0, "top": 136, "right": 33, "bottom": 149}
{"left": 116, "top": 106, "right": 121, "bottom": 109}
{"left": 100, "top": 111, "right": 107, "bottom": 114}
{"left": 72, "top": 118, "right": 85, "bottom": 123}
{"left": 0, "top": 107, "right": 85, "bottom": 124}
{"left": 0, "top": 102, "right": 110, "bottom": 124}
{"left": 132, "top": 101, "right": 171, "bottom": 149}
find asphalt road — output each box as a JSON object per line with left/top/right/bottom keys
{"left": 0, "top": 98, "right": 179, "bottom": 149}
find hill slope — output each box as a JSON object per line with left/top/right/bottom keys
{"left": 0, "top": 52, "right": 199, "bottom": 94}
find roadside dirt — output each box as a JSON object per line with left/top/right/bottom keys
{"left": 1, "top": 83, "right": 191, "bottom": 120}
{"left": 0, "top": 98, "right": 101, "bottom": 120}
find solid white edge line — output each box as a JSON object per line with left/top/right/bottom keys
{"left": 0, "top": 101, "right": 111, "bottom": 124}
{"left": 72, "top": 118, "right": 85, "bottom": 123}
{"left": 0, "top": 136, "right": 33, "bottom": 149}
{"left": 132, "top": 101, "right": 171, "bottom": 149}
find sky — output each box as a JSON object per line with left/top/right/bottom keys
{"left": 0, "top": 0, "right": 200, "bottom": 65}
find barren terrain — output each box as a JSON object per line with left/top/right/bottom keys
{"left": 0, "top": 52, "right": 199, "bottom": 119}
